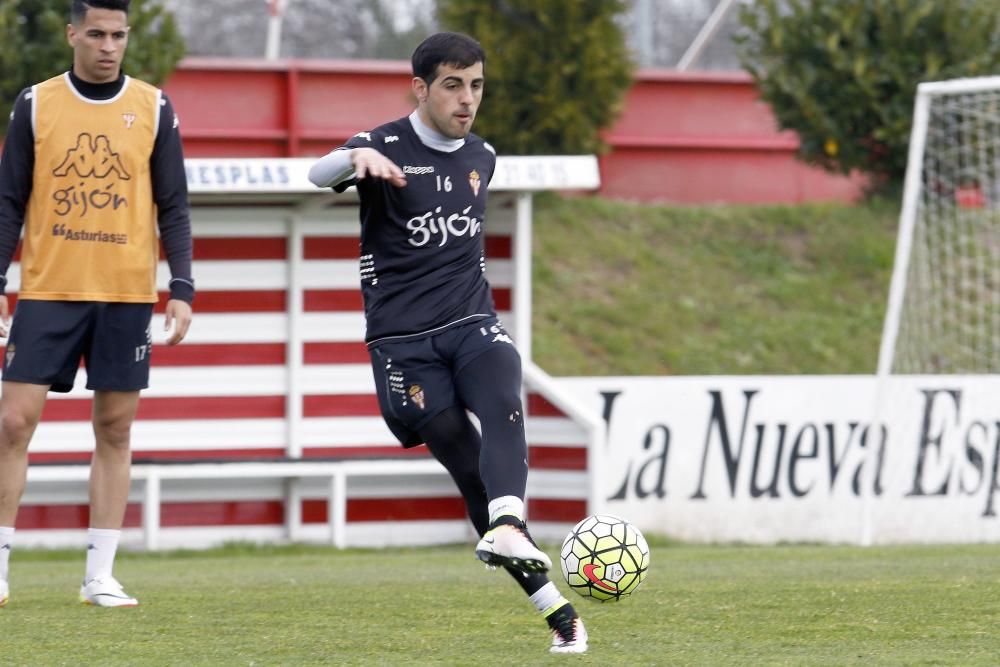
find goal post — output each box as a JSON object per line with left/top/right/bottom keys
{"left": 879, "top": 75, "right": 1000, "bottom": 376}
{"left": 867, "top": 76, "right": 1000, "bottom": 545}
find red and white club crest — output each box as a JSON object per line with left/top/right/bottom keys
{"left": 469, "top": 169, "right": 481, "bottom": 197}
{"left": 408, "top": 385, "right": 426, "bottom": 410}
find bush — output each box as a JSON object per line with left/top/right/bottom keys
{"left": 736, "top": 0, "right": 1000, "bottom": 186}
{"left": 0, "top": 0, "right": 184, "bottom": 125}
{"left": 438, "top": 0, "right": 633, "bottom": 155}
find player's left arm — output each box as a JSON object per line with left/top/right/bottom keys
{"left": 151, "top": 93, "right": 194, "bottom": 346}
{"left": 482, "top": 140, "right": 497, "bottom": 186}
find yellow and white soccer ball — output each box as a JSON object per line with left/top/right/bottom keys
{"left": 559, "top": 514, "right": 650, "bottom": 602}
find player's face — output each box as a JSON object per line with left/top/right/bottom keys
{"left": 67, "top": 8, "right": 129, "bottom": 84}
{"left": 414, "top": 62, "right": 484, "bottom": 139}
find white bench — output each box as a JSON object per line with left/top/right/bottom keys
{"left": 26, "top": 458, "right": 449, "bottom": 550}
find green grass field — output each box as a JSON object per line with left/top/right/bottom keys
{"left": 1, "top": 198, "right": 991, "bottom": 664}
{"left": 3, "top": 540, "right": 998, "bottom": 666}
{"left": 532, "top": 195, "right": 900, "bottom": 376}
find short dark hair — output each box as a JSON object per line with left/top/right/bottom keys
{"left": 71, "top": 0, "right": 130, "bottom": 24}
{"left": 411, "top": 32, "right": 485, "bottom": 84}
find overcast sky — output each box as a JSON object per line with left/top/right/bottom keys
{"left": 160, "top": 0, "right": 743, "bottom": 70}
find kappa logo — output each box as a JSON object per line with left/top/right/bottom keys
{"left": 354, "top": 131, "right": 372, "bottom": 142}
{"left": 484, "top": 323, "right": 513, "bottom": 345}
{"left": 480, "top": 323, "right": 513, "bottom": 345}
{"left": 384, "top": 135, "right": 399, "bottom": 144}
{"left": 53, "top": 133, "right": 131, "bottom": 180}
{"left": 122, "top": 112, "right": 136, "bottom": 129}
{"left": 402, "top": 165, "right": 435, "bottom": 175}
{"left": 469, "top": 169, "right": 481, "bottom": 197}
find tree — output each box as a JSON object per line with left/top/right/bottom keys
{"left": 438, "top": 0, "right": 633, "bottom": 155}
{"left": 0, "top": 0, "right": 184, "bottom": 126}
{"left": 736, "top": 0, "right": 1000, "bottom": 187}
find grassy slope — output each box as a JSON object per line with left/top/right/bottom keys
{"left": 531, "top": 194, "right": 900, "bottom": 376}
{"left": 4, "top": 542, "right": 998, "bottom": 666}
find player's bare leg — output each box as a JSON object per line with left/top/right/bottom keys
{"left": 0, "top": 381, "right": 48, "bottom": 607}
{"left": 89, "top": 390, "right": 139, "bottom": 528}
{"left": 0, "top": 382, "right": 48, "bottom": 524}
{"left": 81, "top": 390, "right": 141, "bottom": 607}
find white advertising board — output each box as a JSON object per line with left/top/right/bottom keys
{"left": 556, "top": 376, "right": 1000, "bottom": 544}
{"left": 183, "top": 156, "right": 599, "bottom": 194}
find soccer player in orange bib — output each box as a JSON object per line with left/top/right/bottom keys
{"left": 0, "top": 0, "right": 194, "bottom": 608}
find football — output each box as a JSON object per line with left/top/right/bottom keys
{"left": 559, "top": 514, "right": 650, "bottom": 602}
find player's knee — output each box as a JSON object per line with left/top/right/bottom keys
{"left": 490, "top": 392, "right": 525, "bottom": 428}
{"left": 420, "top": 407, "right": 470, "bottom": 444}
{"left": 92, "top": 415, "right": 134, "bottom": 450}
{"left": 0, "top": 409, "right": 38, "bottom": 450}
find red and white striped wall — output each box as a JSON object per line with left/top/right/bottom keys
{"left": 13, "top": 157, "right": 602, "bottom": 549}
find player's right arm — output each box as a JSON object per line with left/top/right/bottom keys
{"left": 0, "top": 89, "right": 35, "bottom": 336}
{"left": 349, "top": 148, "right": 406, "bottom": 187}
{"left": 308, "top": 141, "right": 406, "bottom": 190}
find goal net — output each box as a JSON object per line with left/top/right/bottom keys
{"left": 879, "top": 76, "right": 1000, "bottom": 375}
{"left": 868, "top": 76, "right": 1000, "bottom": 544}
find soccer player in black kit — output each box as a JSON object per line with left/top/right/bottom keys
{"left": 309, "top": 32, "right": 587, "bottom": 654}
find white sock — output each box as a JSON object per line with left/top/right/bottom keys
{"left": 488, "top": 496, "right": 525, "bottom": 524}
{"left": 85, "top": 528, "right": 121, "bottom": 583}
{"left": 0, "top": 526, "right": 13, "bottom": 582}
{"left": 529, "top": 581, "right": 567, "bottom": 615}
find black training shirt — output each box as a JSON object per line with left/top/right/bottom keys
{"left": 337, "top": 117, "right": 497, "bottom": 346}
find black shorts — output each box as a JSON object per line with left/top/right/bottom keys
{"left": 369, "top": 317, "right": 520, "bottom": 447}
{"left": 3, "top": 300, "right": 154, "bottom": 393}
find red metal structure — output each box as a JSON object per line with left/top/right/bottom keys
{"left": 601, "top": 70, "right": 865, "bottom": 203}
{"left": 164, "top": 58, "right": 864, "bottom": 204}
{"left": 165, "top": 58, "right": 414, "bottom": 158}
